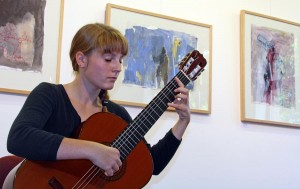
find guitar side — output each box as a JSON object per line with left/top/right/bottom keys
{"left": 13, "top": 112, "right": 153, "bottom": 189}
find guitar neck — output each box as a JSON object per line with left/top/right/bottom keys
{"left": 112, "top": 70, "right": 191, "bottom": 160}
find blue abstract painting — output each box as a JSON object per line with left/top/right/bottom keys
{"left": 122, "top": 26, "right": 197, "bottom": 89}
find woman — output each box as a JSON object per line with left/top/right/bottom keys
{"left": 4, "top": 23, "right": 190, "bottom": 188}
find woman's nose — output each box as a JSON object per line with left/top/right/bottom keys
{"left": 113, "top": 60, "right": 122, "bottom": 73}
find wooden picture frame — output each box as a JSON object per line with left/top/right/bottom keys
{"left": 240, "top": 10, "right": 300, "bottom": 127}
{"left": 0, "top": 0, "right": 64, "bottom": 95}
{"left": 105, "top": 3, "right": 212, "bottom": 114}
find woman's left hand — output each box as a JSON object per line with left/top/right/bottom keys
{"left": 167, "top": 77, "right": 191, "bottom": 124}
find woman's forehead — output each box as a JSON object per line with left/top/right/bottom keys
{"left": 94, "top": 47, "right": 124, "bottom": 55}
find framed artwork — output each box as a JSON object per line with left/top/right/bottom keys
{"left": 240, "top": 10, "right": 300, "bottom": 127}
{"left": 0, "top": 0, "right": 64, "bottom": 95}
{"left": 105, "top": 3, "right": 212, "bottom": 114}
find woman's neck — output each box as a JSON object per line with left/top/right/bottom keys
{"left": 64, "top": 80, "right": 103, "bottom": 122}
{"left": 64, "top": 79, "right": 100, "bottom": 106}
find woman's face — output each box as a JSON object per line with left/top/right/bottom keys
{"left": 81, "top": 49, "right": 124, "bottom": 90}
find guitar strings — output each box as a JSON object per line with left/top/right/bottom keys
{"left": 72, "top": 165, "right": 103, "bottom": 188}
{"left": 114, "top": 78, "right": 177, "bottom": 154}
{"left": 113, "top": 77, "right": 177, "bottom": 154}
{"left": 113, "top": 71, "right": 190, "bottom": 158}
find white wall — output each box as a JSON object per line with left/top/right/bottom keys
{"left": 1, "top": 0, "right": 300, "bottom": 188}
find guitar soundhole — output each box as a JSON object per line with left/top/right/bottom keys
{"left": 101, "top": 160, "right": 127, "bottom": 181}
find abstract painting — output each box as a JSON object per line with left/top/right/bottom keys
{"left": 123, "top": 26, "right": 197, "bottom": 90}
{"left": 0, "top": 0, "right": 63, "bottom": 94}
{"left": 240, "top": 10, "right": 300, "bottom": 127}
{"left": 106, "top": 4, "right": 212, "bottom": 114}
{"left": 0, "top": 0, "right": 46, "bottom": 72}
{"left": 251, "top": 25, "right": 295, "bottom": 108}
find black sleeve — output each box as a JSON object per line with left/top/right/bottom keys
{"left": 7, "top": 83, "right": 64, "bottom": 160}
{"left": 149, "top": 129, "right": 181, "bottom": 175}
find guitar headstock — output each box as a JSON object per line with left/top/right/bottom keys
{"left": 178, "top": 50, "right": 207, "bottom": 81}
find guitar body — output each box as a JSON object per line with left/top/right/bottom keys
{"left": 13, "top": 112, "right": 153, "bottom": 189}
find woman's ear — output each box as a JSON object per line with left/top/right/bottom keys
{"left": 75, "top": 51, "right": 87, "bottom": 68}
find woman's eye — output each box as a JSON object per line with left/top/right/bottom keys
{"left": 104, "top": 58, "right": 112, "bottom": 62}
{"left": 103, "top": 54, "right": 123, "bottom": 63}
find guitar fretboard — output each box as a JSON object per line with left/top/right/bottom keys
{"left": 111, "top": 70, "right": 191, "bottom": 160}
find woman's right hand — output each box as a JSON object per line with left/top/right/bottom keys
{"left": 57, "top": 138, "right": 122, "bottom": 176}
{"left": 89, "top": 143, "right": 122, "bottom": 176}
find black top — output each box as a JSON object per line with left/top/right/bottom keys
{"left": 7, "top": 82, "right": 181, "bottom": 175}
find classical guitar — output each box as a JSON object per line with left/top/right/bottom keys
{"left": 13, "top": 50, "right": 207, "bottom": 189}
